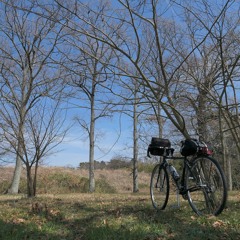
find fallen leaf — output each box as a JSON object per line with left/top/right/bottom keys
{"left": 103, "top": 219, "right": 108, "bottom": 225}
{"left": 13, "top": 218, "right": 25, "bottom": 224}
{"left": 212, "top": 220, "right": 225, "bottom": 228}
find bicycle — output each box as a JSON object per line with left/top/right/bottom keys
{"left": 147, "top": 138, "right": 228, "bottom": 216}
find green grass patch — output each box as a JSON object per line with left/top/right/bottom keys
{"left": 0, "top": 192, "right": 240, "bottom": 239}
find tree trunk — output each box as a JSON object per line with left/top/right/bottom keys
{"left": 219, "top": 111, "right": 232, "bottom": 190}
{"left": 8, "top": 125, "right": 24, "bottom": 194}
{"left": 33, "top": 160, "right": 39, "bottom": 196}
{"left": 197, "top": 90, "right": 208, "bottom": 141}
{"left": 133, "top": 94, "right": 138, "bottom": 192}
{"left": 26, "top": 165, "right": 35, "bottom": 197}
{"left": 7, "top": 155, "right": 22, "bottom": 194}
{"left": 157, "top": 103, "right": 163, "bottom": 138}
{"left": 227, "top": 153, "right": 232, "bottom": 191}
{"left": 222, "top": 136, "right": 232, "bottom": 190}
{"left": 89, "top": 95, "right": 95, "bottom": 193}
{"left": 223, "top": 132, "right": 232, "bottom": 191}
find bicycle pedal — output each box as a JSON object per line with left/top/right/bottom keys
{"left": 170, "top": 204, "right": 180, "bottom": 209}
{"left": 182, "top": 194, "right": 188, "bottom": 200}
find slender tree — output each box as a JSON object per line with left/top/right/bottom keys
{"left": 60, "top": 1, "right": 118, "bottom": 192}
{"left": 0, "top": 1, "right": 66, "bottom": 194}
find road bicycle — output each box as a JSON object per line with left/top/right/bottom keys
{"left": 147, "top": 138, "right": 228, "bottom": 216}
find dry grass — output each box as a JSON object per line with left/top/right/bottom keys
{"left": 0, "top": 166, "right": 152, "bottom": 194}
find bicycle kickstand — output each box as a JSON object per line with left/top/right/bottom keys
{"left": 176, "top": 189, "right": 180, "bottom": 208}
{"left": 170, "top": 189, "right": 181, "bottom": 209}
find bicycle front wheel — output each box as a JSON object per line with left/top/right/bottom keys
{"left": 150, "top": 163, "right": 169, "bottom": 210}
{"left": 186, "top": 156, "right": 227, "bottom": 216}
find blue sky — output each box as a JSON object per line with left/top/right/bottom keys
{"left": 45, "top": 113, "right": 133, "bottom": 167}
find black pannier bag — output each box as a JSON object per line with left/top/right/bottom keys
{"left": 180, "top": 139, "right": 213, "bottom": 156}
{"left": 147, "top": 137, "right": 171, "bottom": 156}
{"left": 180, "top": 139, "right": 198, "bottom": 156}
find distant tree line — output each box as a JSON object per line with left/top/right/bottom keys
{"left": 79, "top": 159, "right": 131, "bottom": 170}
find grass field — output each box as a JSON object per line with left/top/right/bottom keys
{"left": 0, "top": 167, "right": 240, "bottom": 239}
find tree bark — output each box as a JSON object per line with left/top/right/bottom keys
{"left": 7, "top": 155, "right": 22, "bottom": 194}
{"left": 7, "top": 120, "right": 25, "bottom": 194}
{"left": 133, "top": 86, "right": 138, "bottom": 192}
{"left": 89, "top": 85, "right": 95, "bottom": 193}
{"left": 26, "top": 165, "right": 34, "bottom": 197}
{"left": 219, "top": 111, "right": 232, "bottom": 190}
{"left": 197, "top": 90, "right": 207, "bottom": 140}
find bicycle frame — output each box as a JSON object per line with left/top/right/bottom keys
{"left": 162, "top": 155, "right": 197, "bottom": 195}
{"left": 163, "top": 154, "right": 217, "bottom": 197}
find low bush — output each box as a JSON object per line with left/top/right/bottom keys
{"left": 0, "top": 167, "right": 150, "bottom": 195}
{"left": 38, "top": 172, "right": 116, "bottom": 194}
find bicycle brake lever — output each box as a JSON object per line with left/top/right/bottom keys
{"left": 147, "top": 148, "right": 151, "bottom": 158}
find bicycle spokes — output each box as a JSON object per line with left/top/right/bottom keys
{"left": 186, "top": 156, "right": 227, "bottom": 216}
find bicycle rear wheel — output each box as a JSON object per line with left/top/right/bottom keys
{"left": 186, "top": 156, "right": 227, "bottom": 216}
{"left": 150, "top": 163, "right": 169, "bottom": 210}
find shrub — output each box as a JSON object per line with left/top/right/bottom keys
{"left": 138, "top": 162, "right": 155, "bottom": 173}
{"left": 38, "top": 172, "right": 116, "bottom": 194}
{"left": 39, "top": 172, "right": 89, "bottom": 194}
{"left": 0, "top": 180, "right": 9, "bottom": 194}
{"left": 95, "top": 176, "right": 116, "bottom": 193}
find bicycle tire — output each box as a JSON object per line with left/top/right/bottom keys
{"left": 186, "top": 156, "right": 227, "bottom": 216}
{"left": 150, "top": 163, "right": 169, "bottom": 210}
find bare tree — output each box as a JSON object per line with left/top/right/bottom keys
{"left": 177, "top": 0, "right": 240, "bottom": 189}
{"left": 117, "top": 75, "right": 142, "bottom": 193}
{"left": 0, "top": 1, "right": 66, "bottom": 194}
{"left": 2, "top": 97, "right": 68, "bottom": 197}
{"left": 59, "top": 1, "right": 118, "bottom": 192}
{"left": 34, "top": 0, "right": 232, "bottom": 194}
{"left": 7, "top": 0, "right": 238, "bottom": 190}
{"left": 48, "top": 0, "right": 230, "bottom": 137}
